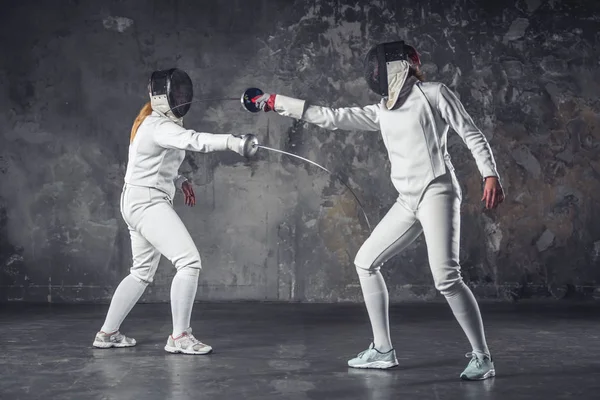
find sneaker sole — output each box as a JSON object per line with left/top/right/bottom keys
{"left": 164, "top": 345, "right": 213, "bottom": 355}
{"left": 92, "top": 341, "right": 136, "bottom": 349}
{"left": 348, "top": 360, "right": 399, "bottom": 369}
{"left": 460, "top": 368, "right": 496, "bottom": 381}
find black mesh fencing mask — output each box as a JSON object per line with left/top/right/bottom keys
{"left": 149, "top": 68, "right": 193, "bottom": 119}
{"left": 363, "top": 41, "right": 420, "bottom": 97}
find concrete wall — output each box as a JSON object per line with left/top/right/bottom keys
{"left": 1, "top": 0, "right": 600, "bottom": 303}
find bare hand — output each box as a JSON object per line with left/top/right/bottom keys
{"left": 182, "top": 181, "right": 196, "bottom": 207}
{"left": 481, "top": 177, "right": 504, "bottom": 210}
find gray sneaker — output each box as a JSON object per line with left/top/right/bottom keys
{"left": 164, "top": 328, "right": 213, "bottom": 355}
{"left": 348, "top": 343, "right": 398, "bottom": 369}
{"left": 92, "top": 331, "right": 136, "bottom": 348}
{"left": 460, "top": 352, "right": 496, "bottom": 380}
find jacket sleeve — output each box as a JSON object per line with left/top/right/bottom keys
{"left": 437, "top": 84, "right": 500, "bottom": 180}
{"left": 274, "top": 95, "right": 380, "bottom": 132}
{"left": 174, "top": 174, "right": 188, "bottom": 190}
{"left": 153, "top": 119, "right": 231, "bottom": 152}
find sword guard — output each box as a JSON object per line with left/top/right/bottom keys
{"left": 241, "top": 88, "right": 264, "bottom": 113}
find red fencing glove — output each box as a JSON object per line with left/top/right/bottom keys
{"left": 252, "top": 93, "right": 276, "bottom": 112}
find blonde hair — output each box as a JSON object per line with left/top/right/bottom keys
{"left": 130, "top": 102, "right": 153, "bottom": 143}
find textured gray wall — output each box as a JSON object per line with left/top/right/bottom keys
{"left": 1, "top": 0, "right": 600, "bottom": 303}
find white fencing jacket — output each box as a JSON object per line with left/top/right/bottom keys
{"left": 273, "top": 82, "right": 500, "bottom": 208}
{"left": 124, "top": 112, "right": 231, "bottom": 200}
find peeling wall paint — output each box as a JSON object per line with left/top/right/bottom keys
{"left": 1, "top": 0, "right": 600, "bottom": 303}
{"left": 102, "top": 16, "right": 134, "bottom": 33}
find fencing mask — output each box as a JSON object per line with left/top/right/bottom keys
{"left": 148, "top": 68, "right": 193, "bottom": 122}
{"left": 363, "top": 41, "right": 421, "bottom": 109}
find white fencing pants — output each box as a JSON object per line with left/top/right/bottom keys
{"left": 100, "top": 185, "right": 201, "bottom": 336}
{"left": 353, "top": 173, "right": 490, "bottom": 356}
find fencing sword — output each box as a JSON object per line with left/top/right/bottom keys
{"left": 168, "top": 90, "right": 373, "bottom": 232}
{"left": 241, "top": 89, "right": 372, "bottom": 231}
{"left": 166, "top": 87, "right": 265, "bottom": 113}
{"left": 254, "top": 144, "right": 372, "bottom": 233}
{"left": 168, "top": 97, "right": 238, "bottom": 110}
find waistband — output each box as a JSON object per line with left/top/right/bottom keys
{"left": 123, "top": 183, "right": 173, "bottom": 199}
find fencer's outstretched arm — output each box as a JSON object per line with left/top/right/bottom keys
{"left": 437, "top": 84, "right": 500, "bottom": 179}
{"left": 274, "top": 95, "right": 380, "bottom": 132}
{"left": 153, "top": 118, "right": 231, "bottom": 152}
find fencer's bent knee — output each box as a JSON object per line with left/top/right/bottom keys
{"left": 439, "top": 279, "right": 468, "bottom": 297}
{"left": 176, "top": 265, "right": 200, "bottom": 278}
{"left": 173, "top": 250, "right": 202, "bottom": 272}
{"left": 432, "top": 266, "right": 463, "bottom": 296}
{"left": 354, "top": 244, "right": 380, "bottom": 272}
{"left": 130, "top": 257, "right": 160, "bottom": 284}
{"left": 129, "top": 272, "right": 152, "bottom": 286}
{"left": 355, "top": 264, "right": 379, "bottom": 278}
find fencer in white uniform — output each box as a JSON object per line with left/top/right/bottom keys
{"left": 93, "top": 68, "right": 257, "bottom": 355}
{"left": 252, "top": 41, "right": 504, "bottom": 380}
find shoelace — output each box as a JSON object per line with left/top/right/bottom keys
{"left": 465, "top": 352, "right": 483, "bottom": 368}
{"left": 109, "top": 332, "right": 123, "bottom": 341}
{"left": 357, "top": 344, "right": 394, "bottom": 358}
{"left": 180, "top": 332, "right": 207, "bottom": 348}
{"left": 357, "top": 344, "right": 377, "bottom": 358}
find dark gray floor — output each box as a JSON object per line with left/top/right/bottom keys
{"left": 1, "top": 302, "right": 600, "bottom": 400}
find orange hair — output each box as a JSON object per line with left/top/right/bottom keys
{"left": 130, "top": 102, "right": 153, "bottom": 143}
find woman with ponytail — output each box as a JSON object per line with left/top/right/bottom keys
{"left": 93, "top": 69, "right": 257, "bottom": 355}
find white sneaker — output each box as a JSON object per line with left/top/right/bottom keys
{"left": 92, "top": 331, "right": 136, "bottom": 348}
{"left": 347, "top": 343, "right": 398, "bottom": 369}
{"left": 164, "top": 328, "right": 213, "bottom": 355}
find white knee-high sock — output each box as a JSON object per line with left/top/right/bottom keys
{"left": 444, "top": 281, "right": 490, "bottom": 357}
{"left": 101, "top": 274, "right": 147, "bottom": 333}
{"left": 355, "top": 266, "right": 393, "bottom": 352}
{"left": 171, "top": 268, "right": 200, "bottom": 338}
